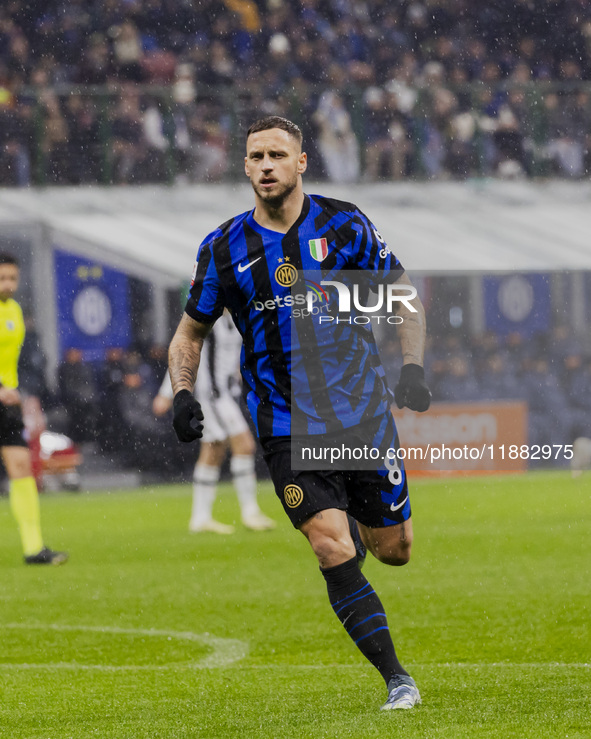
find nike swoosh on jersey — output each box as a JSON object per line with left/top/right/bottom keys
{"left": 237, "top": 257, "right": 262, "bottom": 272}
{"left": 390, "top": 496, "right": 408, "bottom": 512}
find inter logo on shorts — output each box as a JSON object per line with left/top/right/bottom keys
{"left": 309, "top": 238, "right": 328, "bottom": 262}
{"left": 284, "top": 484, "right": 304, "bottom": 508}
{"left": 275, "top": 262, "right": 298, "bottom": 287}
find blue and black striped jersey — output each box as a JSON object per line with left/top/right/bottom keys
{"left": 185, "top": 193, "right": 404, "bottom": 439}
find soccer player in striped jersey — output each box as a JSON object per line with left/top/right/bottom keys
{"left": 154, "top": 312, "right": 275, "bottom": 533}
{"left": 0, "top": 253, "right": 68, "bottom": 565}
{"left": 169, "top": 117, "right": 430, "bottom": 710}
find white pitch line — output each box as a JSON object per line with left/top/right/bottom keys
{"left": 0, "top": 623, "right": 248, "bottom": 670}
{"left": 1, "top": 658, "right": 589, "bottom": 673}
{"left": 208, "top": 662, "right": 590, "bottom": 670}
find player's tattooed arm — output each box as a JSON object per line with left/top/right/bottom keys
{"left": 393, "top": 273, "right": 426, "bottom": 366}
{"left": 168, "top": 313, "right": 212, "bottom": 394}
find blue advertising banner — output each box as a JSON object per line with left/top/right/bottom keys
{"left": 483, "top": 273, "right": 551, "bottom": 337}
{"left": 55, "top": 250, "right": 131, "bottom": 361}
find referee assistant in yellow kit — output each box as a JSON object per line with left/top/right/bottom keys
{"left": 0, "top": 253, "right": 67, "bottom": 565}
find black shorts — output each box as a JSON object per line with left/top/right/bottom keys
{"left": 0, "top": 402, "right": 27, "bottom": 447}
{"left": 262, "top": 417, "right": 411, "bottom": 529}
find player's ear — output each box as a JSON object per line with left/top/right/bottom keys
{"left": 298, "top": 151, "right": 307, "bottom": 175}
{"left": 244, "top": 156, "right": 250, "bottom": 177}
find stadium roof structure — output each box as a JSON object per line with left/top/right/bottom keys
{"left": 0, "top": 180, "right": 590, "bottom": 281}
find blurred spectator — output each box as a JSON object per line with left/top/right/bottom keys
{"left": 475, "top": 87, "right": 501, "bottom": 175}
{"left": 76, "top": 33, "right": 112, "bottom": 85}
{"left": 420, "top": 86, "right": 457, "bottom": 178}
{"left": 384, "top": 54, "right": 419, "bottom": 115}
{"left": 547, "top": 324, "right": 580, "bottom": 359}
{"left": 293, "top": 40, "right": 326, "bottom": 85}
{"left": 544, "top": 90, "right": 590, "bottom": 177}
{"left": 121, "top": 348, "right": 159, "bottom": 395}
{"left": 363, "top": 87, "right": 389, "bottom": 180}
{"left": 58, "top": 348, "right": 99, "bottom": 443}
{"left": 363, "top": 87, "right": 412, "bottom": 181}
{"left": 562, "top": 353, "right": 591, "bottom": 438}
{"left": 109, "top": 87, "right": 145, "bottom": 183}
{"left": 170, "top": 62, "right": 197, "bottom": 181}
{"left": 146, "top": 344, "right": 168, "bottom": 380}
{"left": 186, "top": 100, "right": 230, "bottom": 182}
{"left": 313, "top": 88, "right": 360, "bottom": 183}
{"left": 524, "top": 358, "right": 569, "bottom": 449}
{"left": 116, "top": 348, "right": 174, "bottom": 469}
{"left": 492, "top": 90, "right": 530, "bottom": 178}
{"left": 5, "top": 29, "right": 32, "bottom": 83}
{"left": 18, "top": 319, "right": 49, "bottom": 402}
{"left": 96, "top": 345, "right": 169, "bottom": 469}
{"left": 110, "top": 19, "right": 145, "bottom": 83}
{"left": 446, "top": 105, "right": 478, "bottom": 178}
{"left": 265, "top": 32, "right": 297, "bottom": 91}
{"left": 503, "top": 331, "right": 530, "bottom": 374}
{"left": 436, "top": 354, "right": 481, "bottom": 402}
{"left": 96, "top": 346, "right": 125, "bottom": 453}
{"left": 478, "top": 352, "right": 522, "bottom": 401}
{"left": 63, "top": 94, "right": 102, "bottom": 184}
{"left": 141, "top": 95, "right": 170, "bottom": 183}
{"left": 0, "top": 96, "right": 32, "bottom": 186}
{"left": 39, "top": 91, "right": 70, "bottom": 184}
{"left": 199, "top": 40, "right": 236, "bottom": 88}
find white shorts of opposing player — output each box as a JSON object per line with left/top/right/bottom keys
{"left": 189, "top": 455, "right": 276, "bottom": 534}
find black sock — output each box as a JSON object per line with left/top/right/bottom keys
{"left": 321, "top": 556, "right": 408, "bottom": 685}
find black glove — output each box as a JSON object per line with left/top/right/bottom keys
{"left": 394, "top": 363, "right": 431, "bottom": 412}
{"left": 172, "top": 389, "right": 204, "bottom": 442}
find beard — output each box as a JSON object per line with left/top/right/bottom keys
{"left": 250, "top": 171, "right": 298, "bottom": 208}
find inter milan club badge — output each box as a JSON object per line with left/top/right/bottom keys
{"left": 275, "top": 257, "right": 298, "bottom": 287}
{"left": 309, "top": 238, "right": 328, "bottom": 262}
{"left": 283, "top": 483, "right": 304, "bottom": 508}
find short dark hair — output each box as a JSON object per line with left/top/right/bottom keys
{"left": 246, "top": 116, "right": 303, "bottom": 147}
{"left": 0, "top": 253, "right": 19, "bottom": 267}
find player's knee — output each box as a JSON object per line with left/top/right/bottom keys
{"left": 304, "top": 528, "right": 356, "bottom": 568}
{"left": 380, "top": 547, "right": 411, "bottom": 567}
{"left": 372, "top": 537, "right": 412, "bottom": 567}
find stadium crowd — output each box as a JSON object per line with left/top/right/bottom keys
{"left": 382, "top": 324, "right": 591, "bottom": 454}
{"left": 19, "top": 333, "right": 191, "bottom": 475}
{"left": 16, "top": 322, "right": 590, "bottom": 474}
{"left": 1, "top": 0, "right": 591, "bottom": 185}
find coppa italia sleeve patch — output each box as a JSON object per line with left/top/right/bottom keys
{"left": 190, "top": 260, "right": 198, "bottom": 286}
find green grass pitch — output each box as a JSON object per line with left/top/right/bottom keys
{"left": 0, "top": 471, "right": 589, "bottom": 739}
